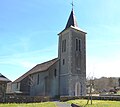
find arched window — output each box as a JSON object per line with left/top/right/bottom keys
{"left": 62, "top": 39, "right": 66, "bottom": 52}
{"left": 79, "top": 39, "right": 81, "bottom": 51}
{"left": 76, "top": 39, "right": 82, "bottom": 52}
{"left": 76, "top": 39, "right": 78, "bottom": 51}
{"left": 37, "top": 74, "right": 39, "bottom": 85}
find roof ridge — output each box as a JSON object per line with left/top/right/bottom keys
{"left": 13, "top": 58, "right": 58, "bottom": 83}
{"left": 37, "top": 58, "right": 58, "bottom": 66}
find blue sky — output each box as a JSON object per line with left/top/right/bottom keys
{"left": 0, "top": 0, "right": 120, "bottom": 81}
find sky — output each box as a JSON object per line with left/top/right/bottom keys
{"left": 0, "top": 0, "right": 120, "bottom": 81}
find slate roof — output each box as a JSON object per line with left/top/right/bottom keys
{"left": 13, "top": 58, "right": 58, "bottom": 83}
{"left": 0, "top": 73, "right": 11, "bottom": 82}
{"left": 58, "top": 9, "right": 86, "bottom": 35}
{"left": 65, "top": 9, "right": 78, "bottom": 29}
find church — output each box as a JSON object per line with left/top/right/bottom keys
{"left": 12, "top": 8, "right": 87, "bottom": 97}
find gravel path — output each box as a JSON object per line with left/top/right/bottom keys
{"left": 55, "top": 101, "right": 71, "bottom": 107}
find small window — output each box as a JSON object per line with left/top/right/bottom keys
{"left": 54, "top": 69, "right": 57, "bottom": 77}
{"left": 63, "top": 59, "right": 65, "bottom": 65}
{"left": 37, "top": 74, "right": 39, "bottom": 85}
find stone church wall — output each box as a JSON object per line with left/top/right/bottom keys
{"left": 30, "top": 71, "right": 48, "bottom": 96}
{"left": 30, "top": 61, "right": 59, "bottom": 97}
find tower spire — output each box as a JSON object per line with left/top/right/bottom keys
{"left": 65, "top": 1, "right": 78, "bottom": 29}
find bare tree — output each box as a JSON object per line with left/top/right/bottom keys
{"left": 84, "top": 75, "right": 94, "bottom": 107}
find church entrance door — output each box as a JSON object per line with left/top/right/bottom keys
{"left": 75, "top": 82, "right": 80, "bottom": 96}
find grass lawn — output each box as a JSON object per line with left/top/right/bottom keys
{"left": 67, "top": 99, "right": 120, "bottom": 107}
{"left": 0, "top": 102, "right": 57, "bottom": 107}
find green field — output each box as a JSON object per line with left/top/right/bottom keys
{"left": 0, "top": 102, "right": 56, "bottom": 107}
{"left": 67, "top": 99, "right": 120, "bottom": 107}
{"left": 0, "top": 100, "right": 120, "bottom": 107}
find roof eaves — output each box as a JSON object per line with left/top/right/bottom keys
{"left": 13, "top": 58, "right": 58, "bottom": 83}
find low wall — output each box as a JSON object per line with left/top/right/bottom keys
{"left": 0, "top": 96, "right": 50, "bottom": 103}
{"left": 60, "top": 96, "right": 120, "bottom": 102}
{"left": 1, "top": 95, "right": 120, "bottom": 103}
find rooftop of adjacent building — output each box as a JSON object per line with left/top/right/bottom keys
{"left": 0, "top": 73, "right": 11, "bottom": 83}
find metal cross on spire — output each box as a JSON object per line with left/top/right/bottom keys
{"left": 71, "top": 0, "right": 74, "bottom": 10}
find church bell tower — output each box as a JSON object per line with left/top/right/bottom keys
{"left": 58, "top": 8, "right": 86, "bottom": 96}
